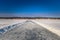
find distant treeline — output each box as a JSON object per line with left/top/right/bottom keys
{"left": 0, "top": 17, "right": 60, "bottom": 19}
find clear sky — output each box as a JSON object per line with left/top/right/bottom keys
{"left": 0, "top": 0, "right": 60, "bottom": 17}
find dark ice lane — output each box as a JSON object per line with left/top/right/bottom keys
{"left": 0, "top": 21, "right": 60, "bottom": 40}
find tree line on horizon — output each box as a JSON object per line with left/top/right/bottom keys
{"left": 0, "top": 17, "right": 60, "bottom": 19}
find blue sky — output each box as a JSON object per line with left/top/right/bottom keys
{"left": 0, "top": 0, "right": 60, "bottom": 17}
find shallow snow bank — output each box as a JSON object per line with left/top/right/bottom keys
{"left": 0, "top": 19, "right": 27, "bottom": 29}
{"left": 32, "top": 19, "right": 60, "bottom": 36}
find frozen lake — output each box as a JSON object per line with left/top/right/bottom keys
{"left": 0, "top": 19, "right": 60, "bottom": 36}
{"left": 0, "top": 21, "right": 60, "bottom": 40}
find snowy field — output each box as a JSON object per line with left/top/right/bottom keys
{"left": 34, "top": 19, "right": 60, "bottom": 30}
